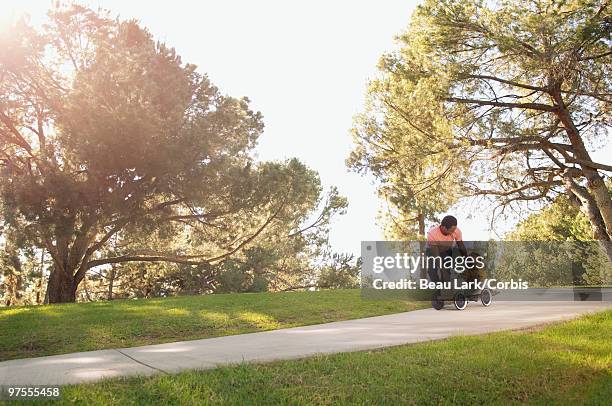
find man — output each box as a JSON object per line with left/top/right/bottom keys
{"left": 426, "top": 215, "right": 467, "bottom": 283}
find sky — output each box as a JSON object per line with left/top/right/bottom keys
{"left": 4, "top": 0, "right": 611, "bottom": 256}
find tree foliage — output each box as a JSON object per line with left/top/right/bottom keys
{"left": 316, "top": 253, "right": 361, "bottom": 290}
{"left": 0, "top": 4, "right": 347, "bottom": 303}
{"left": 509, "top": 196, "right": 592, "bottom": 241}
{"left": 492, "top": 196, "right": 611, "bottom": 286}
{"left": 349, "top": 0, "right": 611, "bottom": 257}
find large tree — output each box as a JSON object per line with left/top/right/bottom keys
{"left": 349, "top": 0, "right": 611, "bottom": 259}
{"left": 0, "top": 5, "right": 345, "bottom": 303}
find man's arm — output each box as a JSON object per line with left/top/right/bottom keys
{"left": 457, "top": 240, "right": 468, "bottom": 257}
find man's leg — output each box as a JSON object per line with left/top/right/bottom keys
{"left": 439, "top": 248, "right": 453, "bottom": 282}
{"left": 425, "top": 248, "right": 440, "bottom": 282}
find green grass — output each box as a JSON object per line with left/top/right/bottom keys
{"left": 0, "top": 289, "right": 425, "bottom": 361}
{"left": 14, "top": 309, "right": 611, "bottom": 405}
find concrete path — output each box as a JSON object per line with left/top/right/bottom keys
{"left": 1, "top": 301, "right": 609, "bottom": 386}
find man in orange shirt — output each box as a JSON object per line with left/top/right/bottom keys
{"left": 426, "top": 215, "right": 467, "bottom": 282}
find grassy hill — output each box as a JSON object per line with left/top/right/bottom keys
{"left": 0, "top": 289, "right": 425, "bottom": 361}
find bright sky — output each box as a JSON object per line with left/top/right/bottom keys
{"left": 5, "top": 1, "right": 611, "bottom": 256}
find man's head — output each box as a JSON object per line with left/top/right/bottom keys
{"left": 440, "top": 215, "right": 457, "bottom": 235}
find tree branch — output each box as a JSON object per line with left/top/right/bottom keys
{"left": 447, "top": 97, "right": 558, "bottom": 112}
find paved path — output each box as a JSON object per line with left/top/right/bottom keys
{"left": 1, "top": 301, "right": 609, "bottom": 386}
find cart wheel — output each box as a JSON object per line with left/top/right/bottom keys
{"left": 432, "top": 297, "right": 444, "bottom": 310}
{"left": 481, "top": 288, "right": 492, "bottom": 307}
{"left": 453, "top": 292, "right": 467, "bottom": 310}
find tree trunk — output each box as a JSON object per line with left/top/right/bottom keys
{"left": 564, "top": 173, "right": 612, "bottom": 263}
{"left": 107, "top": 269, "right": 115, "bottom": 300}
{"left": 83, "top": 277, "right": 93, "bottom": 302}
{"left": 417, "top": 212, "right": 425, "bottom": 237}
{"left": 585, "top": 173, "right": 612, "bottom": 238}
{"left": 553, "top": 93, "right": 612, "bottom": 240}
{"left": 46, "top": 266, "right": 77, "bottom": 303}
{"left": 36, "top": 280, "right": 41, "bottom": 305}
{"left": 418, "top": 211, "right": 427, "bottom": 279}
{"left": 38, "top": 250, "right": 45, "bottom": 305}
